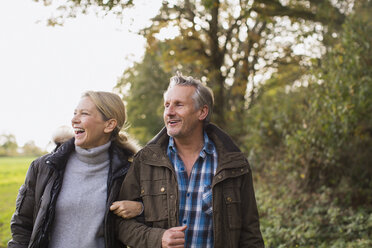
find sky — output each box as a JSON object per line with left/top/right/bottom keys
{"left": 0, "top": 0, "right": 161, "bottom": 151}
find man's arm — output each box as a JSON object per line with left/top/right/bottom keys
{"left": 117, "top": 218, "right": 166, "bottom": 247}
{"left": 239, "top": 165, "right": 265, "bottom": 247}
{"left": 116, "top": 156, "right": 166, "bottom": 247}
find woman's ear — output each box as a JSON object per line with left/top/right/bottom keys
{"left": 104, "top": 119, "right": 117, "bottom": 134}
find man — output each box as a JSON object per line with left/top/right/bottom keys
{"left": 116, "top": 74, "right": 264, "bottom": 247}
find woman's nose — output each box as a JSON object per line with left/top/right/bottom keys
{"left": 71, "top": 114, "right": 79, "bottom": 124}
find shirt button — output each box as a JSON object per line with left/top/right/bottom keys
{"left": 160, "top": 187, "right": 165, "bottom": 192}
{"left": 186, "top": 193, "right": 190, "bottom": 197}
{"left": 141, "top": 189, "right": 144, "bottom": 194}
{"left": 227, "top": 197, "right": 232, "bottom": 202}
{"left": 183, "top": 219, "right": 187, "bottom": 224}
{"left": 170, "top": 195, "right": 175, "bottom": 199}
{"left": 180, "top": 167, "right": 185, "bottom": 171}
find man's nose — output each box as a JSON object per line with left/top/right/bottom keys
{"left": 165, "top": 105, "right": 175, "bottom": 116}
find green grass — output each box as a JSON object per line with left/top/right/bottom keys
{"left": 0, "top": 156, "right": 36, "bottom": 248}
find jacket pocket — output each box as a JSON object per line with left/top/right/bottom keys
{"left": 15, "top": 184, "right": 27, "bottom": 214}
{"left": 140, "top": 179, "right": 168, "bottom": 223}
{"left": 223, "top": 187, "right": 242, "bottom": 229}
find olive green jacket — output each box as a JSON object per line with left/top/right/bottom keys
{"left": 117, "top": 124, "right": 264, "bottom": 247}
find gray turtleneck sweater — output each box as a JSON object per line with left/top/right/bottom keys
{"left": 49, "top": 141, "right": 111, "bottom": 248}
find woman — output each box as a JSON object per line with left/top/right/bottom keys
{"left": 8, "top": 91, "right": 143, "bottom": 248}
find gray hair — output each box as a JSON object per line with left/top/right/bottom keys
{"left": 165, "top": 73, "right": 214, "bottom": 123}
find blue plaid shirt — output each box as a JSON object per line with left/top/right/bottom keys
{"left": 167, "top": 132, "right": 218, "bottom": 248}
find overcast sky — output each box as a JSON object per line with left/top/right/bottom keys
{"left": 0, "top": 0, "right": 160, "bottom": 150}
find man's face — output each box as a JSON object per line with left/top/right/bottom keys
{"left": 163, "top": 85, "right": 204, "bottom": 139}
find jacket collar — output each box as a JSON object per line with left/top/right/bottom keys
{"left": 109, "top": 143, "right": 132, "bottom": 178}
{"left": 149, "top": 123, "right": 240, "bottom": 151}
{"left": 46, "top": 138, "right": 132, "bottom": 177}
{"left": 148, "top": 123, "right": 247, "bottom": 170}
{"left": 45, "top": 138, "right": 75, "bottom": 170}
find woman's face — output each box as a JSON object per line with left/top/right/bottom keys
{"left": 71, "top": 96, "right": 112, "bottom": 149}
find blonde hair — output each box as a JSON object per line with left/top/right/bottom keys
{"left": 82, "top": 91, "right": 139, "bottom": 153}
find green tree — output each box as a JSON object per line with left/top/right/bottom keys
{"left": 242, "top": 62, "right": 308, "bottom": 172}
{"left": 21, "top": 141, "right": 45, "bottom": 157}
{"left": 34, "top": 0, "right": 134, "bottom": 26}
{"left": 116, "top": 43, "right": 172, "bottom": 145}
{"left": 0, "top": 134, "right": 18, "bottom": 156}
{"left": 142, "top": 0, "right": 346, "bottom": 138}
{"left": 36, "top": 0, "right": 348, "bottom": 145}
{"left": 286, "top": 0, "right": 372, "bottom": 203}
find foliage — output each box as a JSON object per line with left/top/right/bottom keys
{"left": 0, "top": 134, "right": 18, "bottom": 157}
{"left": 34, "top": 0, "right": 134, "bottom": 26}
{"left": 141, "top": 0, "right": 345, "bottom": 137}
{"left": 45, "top": 0, "right": 350, "bottom": 145}
{"left": 21, "top": 141, "right": 46, "bottom": 157}
{"left": 0, "top": 134, "right": 46, "bottom": 157}
{"left": 256, "top": 181, "right": 372, "bottom": 247}
{"left": 285, "top": 0, "right": 372, "bottom": 203}
{"left": 243, "top": 2, "right": 372, "bottom": 245}
{"left": 115, "top": 43, "right": 172, "bottom": 145}
{"left": 0, "top": 157, "right": 34, "bottom": 247}
{"left": 244, "top": 0, "right": 372, "bottom": 204}
{"left": 242, "top": 62, "right": 309, "bottom": 169}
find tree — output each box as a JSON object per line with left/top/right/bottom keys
{"left": 286, "top": 0, "right": 372, "bottom": 204}
{"left": 35, "top": 0, "right": 349, "bottom": 144}
{"left": 0, "top": 134, "right": 18, "bottom": 156}
{"left": 34, "top": 0, "right": 134, "bottom": 26}
{"left": 128, "top": 0, "right": 349, "bottom": 144}
{"left": 115, "top": 43, "right": 172, "bottom": 145}
{"left": 21, "top": 141, "right": 45, "bottom": 157}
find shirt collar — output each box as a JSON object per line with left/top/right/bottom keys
{"left": 168, "top": 135, "right": 177, "bottom": 153}
{"left": 203, "top": 131, "right": 215, "bottom": 155}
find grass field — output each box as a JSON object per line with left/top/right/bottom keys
{"left": 0, "top": 156, "right": 36, "bottom": 248}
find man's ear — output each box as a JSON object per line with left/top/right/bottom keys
{"left": 104, "top": 119, "right": 117, "bottom": 133}
{"left": 198, "top": 105, "right": 209, "bottom": 121}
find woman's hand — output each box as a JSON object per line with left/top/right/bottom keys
{"left": 110, "top": 200, "right": 143, "bottom": 219}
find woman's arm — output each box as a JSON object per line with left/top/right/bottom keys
{"left": 110, "top": 200, "right": 143, "bottom": 219}
{"left": 8, "top": 160, "right": 39, "bottom": 248}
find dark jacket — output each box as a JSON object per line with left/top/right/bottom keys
{"left": 117, "top": 124, "right": 264, "bottom": 248}
{"left": 8, "top": 138, "right": 135, "bottom": 248}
